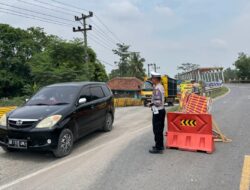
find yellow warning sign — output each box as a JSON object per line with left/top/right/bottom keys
{"left": 181, "top": 119, "right": 197, "bottom": 127}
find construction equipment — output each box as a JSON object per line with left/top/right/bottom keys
{"left": 141, "top": 75, "right": 177, "bottom": 106}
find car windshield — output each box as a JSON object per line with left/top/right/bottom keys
{"left": 27, "top": 86, "right": 79, "bottom": 106}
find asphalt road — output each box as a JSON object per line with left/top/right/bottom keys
{"left": 0, "top": 84, "right": 249, "bottom": 190}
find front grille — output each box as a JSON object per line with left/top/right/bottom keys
{"left": 8, "top": 119, "right": 38, "bottom": 129}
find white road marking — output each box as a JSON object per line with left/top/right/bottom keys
{"left": 0, "top": 125, "right": 151, "bottom": 190}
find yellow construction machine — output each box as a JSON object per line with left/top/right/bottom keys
{"left": 141, "top": 75, "right": 177, "bottom": 106}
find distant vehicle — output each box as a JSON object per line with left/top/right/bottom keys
{"left": 0, "top": 82, "right": 115, "bottom": 158}
{"left": 141, "top": 75, "right": 177, "bottom": 106}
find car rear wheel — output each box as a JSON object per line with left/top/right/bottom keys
{"left": 53, "top": 129, "right": 74, "bottom": 158}
{"left": 103, "top": 113, "right": 113, "bottom": 132}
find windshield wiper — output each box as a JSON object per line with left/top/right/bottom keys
{"left": 29, "top": 103, "right": 50, "bottom": 106}
{"left": 52, "top": 102, "right": 69, "bottom": 105}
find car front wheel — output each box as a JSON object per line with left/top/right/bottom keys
{"left": 103, "top": 113, "right": 113, "bottom": 132}
{"left": 53, "top": 129, "right": 74, "bottom": 158}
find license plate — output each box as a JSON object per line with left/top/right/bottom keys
{"left": 8, "top": 139, "right": 27, "bottom": 149}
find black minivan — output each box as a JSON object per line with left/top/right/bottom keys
{"left": 0, "top": 82, "right": 115, "bottom": 157}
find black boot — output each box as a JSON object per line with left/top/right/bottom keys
{"left": 149, "top": 148, "right": 163, "bottom": 154}
{"left": 152, "top": 146, "right": 164, "bottom": 150}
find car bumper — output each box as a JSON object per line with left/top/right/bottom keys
{"left": 0, "top": 126, "right": 60, "bottom": 151}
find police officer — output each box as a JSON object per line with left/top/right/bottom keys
{"left": 148, "top": 72, "right": 166, "bottom": 154}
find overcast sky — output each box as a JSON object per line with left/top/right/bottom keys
{"left": 0, "top": 0, "right": 250, "bottom": 77}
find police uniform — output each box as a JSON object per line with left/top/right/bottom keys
{"left": 150, "top": 72, "right": 166, "bottom": 153}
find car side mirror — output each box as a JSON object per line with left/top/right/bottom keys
{"left": 78, "top": 98, "right": 87, "bottom": 104}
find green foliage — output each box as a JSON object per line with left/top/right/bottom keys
{"left": 207, "top": 87, "right": 229, "bottom": 99}
{"left": 128, "top": 52, "right": 146, "bottom": 80}
{"left": 0, "top": 24, "right": 108, "bottom": 98}
{"left": 0, "top": 96, "right": 26, "bottom": 107}
{"left": 22, "top": 82, "right": 40, "bottom": 96}
{"left": 234, "top": 52, "right": 250, "bottom": 79}
{"left": 112, "top": 43, "right": 130, "bottom": 77}
{"left": 110, "top": 43, "right": 146, "bottom": 80}
{"left": 177, "top": 63, "right": 200, "bottom": 73}
{"left": 223, "top": 67, "right": 238, "bottom": 82}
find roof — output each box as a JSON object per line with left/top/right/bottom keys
{"left": 178, "top": 67, "right": 224, "bottom": 75}
{"left": 107, "top": 77, "right": 143, "bottom": 91}
{"left": 47, "top": 82, "right": 105, "bottom": 88}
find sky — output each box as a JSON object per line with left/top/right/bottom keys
{"left": 0, "top": 0, "right": 250, "bottom": 77}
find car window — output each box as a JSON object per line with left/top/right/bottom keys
{"left": 79, "top": 87, "right": 91, "bottom": 102}
{"left": 102, "top": 85, "right": 112, "bottom": 96}
{"left": 27, "top": 86, "right": 79, "bottom": 105}
{"left": 90, "top": 86, "right": 105, "bottom": 101}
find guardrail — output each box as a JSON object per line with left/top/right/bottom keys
{"left": 0, "top": 106, "right": 17, "bottom": 118}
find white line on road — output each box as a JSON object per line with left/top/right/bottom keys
{"left": 0, "top": 125, "right": 151, "bottom": 190}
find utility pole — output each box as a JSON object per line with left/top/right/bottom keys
{"left": 155, "top": 65, "right": 160, "bottom": 72}
{"left": 148, "top": 63, "right": 160, "bottom": 76}
{"left": 148, "top": 63, "right": 155, "bottom": 76}
{"left": 73, "top": 11, "right": 93, "bottom": 62}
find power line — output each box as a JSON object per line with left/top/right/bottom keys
{"left": 16, "top": 0, "right": 74, "bottom": 16}
{"left": 0, "top": 3, "right": 115, "bottom": 51}
{"left": 20, "top": 0, "right": 119, "bottom": 44}
{"left": 98, "top": 59, "right": 115, "bottom": 67}
{"left": 0, "top": 2, "right": 75, "bottom": 24}
{"left": 0, "top": 7, "right": 72, "bottom": 26}
{"left": 95, "top": 15, "right": 123, "bottom": 43}
{"left": 88, "top": 36, "right": 113, "bottom": 52}
{"left": 90, "top": 33, "right": 116, "bottom": 49}
{"left": 89, "top": 19, "right": 118, "bottom": 45}
{"left": 45, "top": 0, "right": 122, "bottom": 44}
{"left": 33, "top": 0, "right": 81, "bottom": 14}
{"left": 0, "top": 9, "right": 71, "bottom": 27}
{"left": 49, "top": 0, "right": 89, "bottom": 12}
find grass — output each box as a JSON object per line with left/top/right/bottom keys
{"left": 167, "top": 105, "right": 179, "bottom": 112}
{"left": 0, "top": 97, "right": 26, "bottom": 107}
{"left": 206, "top": 86, "right": 229, "bottom": 99}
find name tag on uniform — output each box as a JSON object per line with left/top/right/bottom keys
{"left": 152, "top": 106, "right": 159, "bottom": 114}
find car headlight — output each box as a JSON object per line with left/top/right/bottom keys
{"left": 0, "top": 114, "right": 7, "bottom": 126}
{"left": 36, "top": 115, "right": 62, "bottom": 129}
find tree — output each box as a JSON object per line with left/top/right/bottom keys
{"left": 128, "top": 52, "right": 146, "bottom": 80}
{"left": 177, "top": 63, "right": 200, "bottom": 73}
{"left": 0, "top": 24, "right": 34, "bottom": 97}
{"left": 112, "top": 43, "right": 130, "bottom": 77}
{"left": 110, "top": 43, "right": 146, "bottom": 79}
{"left": 0, "top": 24, "right": 108, "bottom": 98}
{"left": 223, "top": 67, "right": 238, "bottom": 82}
{"left": 234, "top": 52, "right": 250, "bottom": 79}
{"left": 91, "top": 61, "right": 109, "bottom": 82}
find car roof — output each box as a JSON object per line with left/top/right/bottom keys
{"left": 46, "top": 82, "right": 105, "bottom": 88}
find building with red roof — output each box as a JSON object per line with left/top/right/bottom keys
{"left": 107, "top": 77, "right": 143, "bottom": 98}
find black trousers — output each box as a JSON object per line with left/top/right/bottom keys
{"left": 152, "top": 109, "right": 166, "bottom": 149}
